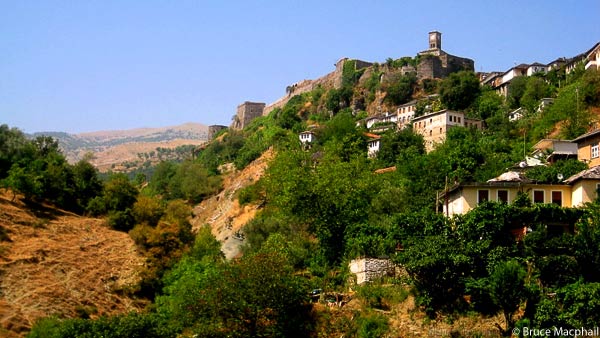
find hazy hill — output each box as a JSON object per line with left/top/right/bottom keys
{"left": 32, "top": 122, "right": 209, "bottom": 172}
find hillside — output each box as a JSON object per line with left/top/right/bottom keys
{"left": 192, "top": 148, "right": 274, "bottom": 259}
{"left": 33, "top": 122, "right": 208, "bottom": 172}
{"left": 0, "top": 191, "right": 146, "bottom": 337}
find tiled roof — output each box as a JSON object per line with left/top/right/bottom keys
{"left": 564, "top": 166, "right": 600, "bottom": 184}
{"left": 572, "top": 129, "right": 600, "bottom": 143}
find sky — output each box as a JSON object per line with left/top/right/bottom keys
{"left": 1, "top": 1, "right": 599, "bottom": 134}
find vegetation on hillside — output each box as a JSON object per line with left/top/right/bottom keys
{"left": 3, "top": 61, "right": 600, "bottom": 336}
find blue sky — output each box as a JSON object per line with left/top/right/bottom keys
{"left": 1, "top": 1, "right": 599, "bottom": 134}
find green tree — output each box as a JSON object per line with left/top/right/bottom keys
{"left": 521, "top": 76, "right": 552, "bottom": 113}
{"left": 439, "top": 71, "right": 481, "bottom": 110}
{"left": 507, "top": 76, "right": 529, "bottom": 109}
{"left": 488, "top": 260, "right": 527, "bottom": 334}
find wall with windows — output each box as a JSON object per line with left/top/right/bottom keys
{"left": 444, "top": 184, "right": 575, "bottom": 217}
{"left": 575, "top": 135, "right": 600, "bottom": 167}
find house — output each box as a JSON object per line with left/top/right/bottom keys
{"left": 397, "top": 100, "right": 417, "bottom": 128}
{"left": 480, "top": 71, "right": 503, "bottom": 88}
{"left": 366, "top": 133, "right": 381, "bottom": 158}
{"left": 441, "top": 167, "right": 600, "bottom": 217}
{"left": 299, "top": 131, "right": 316, "bottom": 144}
{"left": 547, "top": 57, "right": 567, "bottom": 72}
{"left": 508, "top": 107, "right": 525, "bottom": 121}
{"left": 585, "top": 42, "right": 600, "bottom": 70}
{"left": 572, "top": 129, "right": 600, "bottom": 167}
{"left": 565, "top": 53, "right": 586, "bottom": 74}
{"left": 527, "top": 62, "right": 548, "bottom": 76}
{"left": 411, "top": 109, "right": 483, "bottom": 152}
{"left": 531, "top": 139, "right": 578, "bottom": 163}
{"left": 564, "top": 166, "right": 600, "bottom": 206}
{"left": 537, "top": 98, "right": 554, "bottom": 113}
{"left": 496, "top": 64, "right": 529, "bottom": 97}
{"left": 370, "top": 112, "right": 398, "bottom": 133}
{"left": 365, "top": 116, "right": 382, "bottom": 129}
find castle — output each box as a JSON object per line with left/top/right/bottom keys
{"left": 417, "top": 31, "right": 475, "bottom": 79}
{"left": 233, "top": 32, "right": 474, "bottom": 128}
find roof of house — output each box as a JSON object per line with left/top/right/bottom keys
{"left": 364, "top": 132, "right": 381, "bottom": 140}
{"left": 564, "top": 165, "right": 600, "bottom": 184}
{"left": 529, "top": 62, "right": 547, "bottom": 68}
{"left": 532, "top": 139, "right": 573, "bottom": 150}
{"left": 374, "top": 166, "right": 397, "bottom": 174}
{"left": 572, "top": 129, "right": 600, "bottom": 143}
{"left": 585, "top": 42, "right": 600, "bottom": 58}
{"left": 487, "top": 171, "right": 533, "bottom": 183}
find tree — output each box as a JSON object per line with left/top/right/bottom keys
{"left": 488, "top": 260, "right": 527, "bottom": 334}
{"left": 383, "top": 73, "right": 417, "bottom": 105}
{"left": 439, "top": 71, "right": 481, "bottom": 110}
{"left": 521, "top": 76, "right": 552, "bottom": 113}
{"left": 507, "top": 76, "right": 529, "bottom": 109}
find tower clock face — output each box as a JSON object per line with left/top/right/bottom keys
{"left": 430, "top": 35, "right": 436, "bottom": 42}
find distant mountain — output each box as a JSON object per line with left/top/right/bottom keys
{"left": 32, "top": 122, "right": 208, "bottom": 171}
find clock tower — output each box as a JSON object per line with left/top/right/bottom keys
{"left": 429, "top": 31, "right": 441, "bottom": 50}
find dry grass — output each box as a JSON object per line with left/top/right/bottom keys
{"left": 0, "top": 190, "right": 147, "bottom": 337}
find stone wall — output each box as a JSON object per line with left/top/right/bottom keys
{"left": 263, "top": 58, "right": 372, "bottom": 116}
{"left": 349, "top": 258, "right": 399, "bottom": 285}
{"left": 417, "top": 51, "right": 474, "bottom": 79}
{"left": 208, "top": 125, "right": 228, "bottom": 140}
{"left": 232, "top": 101, "right": 265, "bottom": 130}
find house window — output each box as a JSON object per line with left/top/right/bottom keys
{"left": 439, "top": 127, "right": 442, "bottom": 134}
{"left": 458, "top": 117, "right": 461, "bottom": 123}
{"left": 551, "top": 191, "right": 562, "bottom": 206}
{"left": 592, "top": 144, "right": 599, "bottom": 159}
{"left": 497, "top": 190, "right": 509, "bottom": 203}
{"left": 478, "top": 190, "right": 489, "bottom": 204}
{"left": 533, "top": 190, "right": 545, "bottom": 204}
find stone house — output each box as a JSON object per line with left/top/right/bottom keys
{"left": 396, "top": 100, "right": 417, "bottom": 129}
{"left": 411, "top": 109, "right": 483, "bottom": 152}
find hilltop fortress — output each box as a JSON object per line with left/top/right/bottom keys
{"left": 230, "top": 32, "right": 474, "bottom": 129}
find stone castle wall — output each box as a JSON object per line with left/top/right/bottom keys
{"left": 417, "top": 51, "right": 474, "bottom": 79}
{"left": 208, "top": 125, "right": 228, "bottom": 140}
{"left": 263, "top": 58, "right": 372, "bottom": 116}
{"left": 232, "top": 102, "right": 265, "bottom": 130}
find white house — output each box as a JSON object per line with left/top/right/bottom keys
{"left": 527, "top": 62, "right": 548, "bottom": 76}
{"left": 585, "top": 42, "right": 600, "bottom": 70}
{"left": 508, "top": 107, "right": 525, "bottom": 121}
{"left": 366, "top": 133, "right": 381, "bottom": 158}
{"left": 299, "top": 131, "right": 316, "bottom": 144}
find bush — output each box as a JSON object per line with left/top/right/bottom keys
{"left": 355, "top": 311, "right": 389, "bottom": 338}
